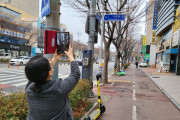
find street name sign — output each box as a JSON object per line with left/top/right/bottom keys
{"left": 41, "top": 0, "right": 50, "bottom": 18}
{"left": 104, "top": 14, "right": 125, "bottom": 21}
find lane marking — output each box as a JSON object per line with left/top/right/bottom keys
{"left": 108, "top": 80, "right": 131, "bottom": 82}
{"left": 132, "top": 106, "right": 137, "bottom": 120}
{"left": 133, "top": 89, "right": 136, "bottom": 100}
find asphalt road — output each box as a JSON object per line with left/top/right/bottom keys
{"left": 0, "top": 61, "right": 114, "bottom": 94}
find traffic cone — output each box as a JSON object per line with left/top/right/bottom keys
{"left": 17, "top": 62, "right": 19, "bottom": 68}
{"left": 8, "top": 62, "right": 10, "bottom": 68}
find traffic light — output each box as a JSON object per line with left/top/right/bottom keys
{"left": 85, "top": 15, "right": 99, "bottom": 43}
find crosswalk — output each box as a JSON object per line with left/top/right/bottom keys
{"left": 0, "top": 68, "right": 70, "bottom": 88}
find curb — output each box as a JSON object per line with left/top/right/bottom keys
{"left": 81, "top": 69, "right": 114, "bottom": 119}
{"left": 141, "top": 68, "right": 180, "bottom": 110}
{"left": 81, "top": 102, "right": 98, "bottom": 120}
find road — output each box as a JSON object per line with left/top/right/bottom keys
{"left": 0, "top": 62, "right": 114, "bottom": 94}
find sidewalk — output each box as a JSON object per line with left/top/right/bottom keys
{"left": 83, "top": 64, "right": 180, "bottom": 119}
{"left": 141, "top": 67, "right": 180, "bottom": 110}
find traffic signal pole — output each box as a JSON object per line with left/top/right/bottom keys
{"left": 44, "top": 0, "right": 60, "bottom": 80}
{"left": 88, "top": 0, "right": 97, "bottom": 96}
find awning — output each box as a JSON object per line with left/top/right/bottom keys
{"left": 163, "top": 48, "right": 178, "bottom": 55}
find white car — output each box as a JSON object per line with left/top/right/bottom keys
{"left": 139, "top": 61, "right": 148, "bottom": 67}
{"left": 9, "top": 56, "right": 31, "bottom": 66}
{"left": 0, "top": 53, "right": 11, "bottom": 59}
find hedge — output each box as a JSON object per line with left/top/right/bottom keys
{"left": 0, "top": 79, "right": 91, "bottom": 119}
{"left": 0, "top": 59, "right": 10, "bottom": 63}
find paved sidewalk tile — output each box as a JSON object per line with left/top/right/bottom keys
{"left": 142, "top": 67, "right": 180, "bottom": 110}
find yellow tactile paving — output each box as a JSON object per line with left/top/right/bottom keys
{"left": 152, "top": 73, "right": 175, "bottom": 75}
{"left": 108, "top": 80, "right": 131, "bottom": 82}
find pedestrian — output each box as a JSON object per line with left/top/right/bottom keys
{"left": 136, "top": 61, "right": 138, "bottom": 69}
{"left": 25, "top": 44, "right": 80, "bottom": 120}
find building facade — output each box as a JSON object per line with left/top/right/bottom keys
{"left": 0, "top": 0, "right": 39, "bottom": 18}
{"left": 0, "top": 5, "right": 31, "bottom": 57}
{"left": 155, "top": 0, "right": 180, "bottom": 74}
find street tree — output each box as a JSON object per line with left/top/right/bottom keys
{"left": 64, "top": 0, "right": 152, "bottom": 83}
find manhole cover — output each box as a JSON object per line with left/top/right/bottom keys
{"left": 152, "top": 76, "right": 160, "bottom": 78}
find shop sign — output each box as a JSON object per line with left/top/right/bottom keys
{"left": 142, "top": 45, "right": 146, "bottom": 54}
{"left": 143, "top": 36, "right": 146, "bottom": 45}
{"left": 152, "top": 0, "right": 159, "bottom": 30}
{"left": 164, "top": 48, "right": 178, "bottom": 55}
{"left": 174, "top": 5, "right": 180, "bottom": 32}
{"left": 2, "top": 30, "right": 25, "bottom": 39}
{"left": 145, "top": 54, "right": 150, "bottom": 59}
{"left": 172, "top": 29, "right": 179, "bottom": 47}
{"left": 10, "top": 44, "right": 20, "bottom": 50}
{"left": 151, "top": 31, "right": 156, "bottom": 45}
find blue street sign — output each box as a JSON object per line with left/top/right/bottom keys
{"left": 104, "top": 14, "right": 125, "bottom": 21}
{"left": 96, "top": 14, "right": 101, "bottom": 22}
{"left": 41, "top": 0, "right": 50, "bottom": 18}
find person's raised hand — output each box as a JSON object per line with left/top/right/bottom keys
{"left": 53, "top": 49, "right": 63, "bottom": 60}
{"left": 64, "top": 43, "right": 75, "bottom": 62}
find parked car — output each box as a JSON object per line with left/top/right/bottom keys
{"left": 139, "top": 61, "right": 148, "bottom": 67}
{"left": 9, "top": 56, "right": 31, "bottom": 65}
{"left": 75, "top": 59, "right": 82, "bottom": 66}
{"left": 0, "top": 53, "right": 11, "bottom": 59}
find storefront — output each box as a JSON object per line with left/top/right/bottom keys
{"left": 0, "top": 41, "right": 31, "bottom": 57}
{"left": 163, "top": 48, "right": 178, "bottom": 72}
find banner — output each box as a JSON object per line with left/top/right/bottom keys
{"left": 174, "top": 5, "right": 180, "bottom": 32}
{"left": 142, "top": 45, "right": 146, "bottom": 54}
{"left": 143, "top": 36, "right": 146, "bottom": 45}
{"left": 152, "top": 0, "right": 159, "bottom": 30}
{"left": 151, "top": 31, "right": 156, "bottom": 45}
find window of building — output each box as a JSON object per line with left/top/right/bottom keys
{"left": 161, "top": 27, "right": 172, "bottom": 42}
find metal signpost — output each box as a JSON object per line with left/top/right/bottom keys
{"left": 42, "top": 0, "right": 60, "bottom": 80}
{"left": 41, "top": 0, "right": 50, "bottom": 18}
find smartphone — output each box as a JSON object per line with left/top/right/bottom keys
{"left": 56, "top": 32, "right": 70, "bottom": 54}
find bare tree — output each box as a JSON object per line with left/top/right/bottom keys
{"left": 63, "top": 0, "right": 152, "bottom": 83}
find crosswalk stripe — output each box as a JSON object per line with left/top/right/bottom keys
{"left": 0, "top": 76, "right": 27, "bottom": 82}
{"left": 0, "top": 68, "right": 69, "bottom": 88}
{"left": 0, "top": 74, "right": 19, "bottom": 79}
{"left": 13, "top": 82, "right": 28, "bottom": 87}
{"left": 1, "top": 79, "right": 27, "bottom": 84}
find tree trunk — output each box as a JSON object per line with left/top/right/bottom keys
{"left": 102, "top": 43, "right": 110, "bottom": 84}
{"left": 116, "top": 48, "right": 121, "bottom": 72}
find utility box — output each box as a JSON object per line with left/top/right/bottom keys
{"left": 82, "top": 50, "right": 92, "bottom": 80}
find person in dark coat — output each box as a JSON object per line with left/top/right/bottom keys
{"left": 136, "top": 61, "right": 138, "bottom": 69}
{"left": 25, "top": 44, "right": 80, "bottom": 120}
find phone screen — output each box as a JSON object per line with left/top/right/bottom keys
{"left": 56, "top": 32, "right": 70, "bottom": 54}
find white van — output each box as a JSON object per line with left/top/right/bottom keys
{"left": 0, "top": 53, "right": 11, "bottom": 59}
